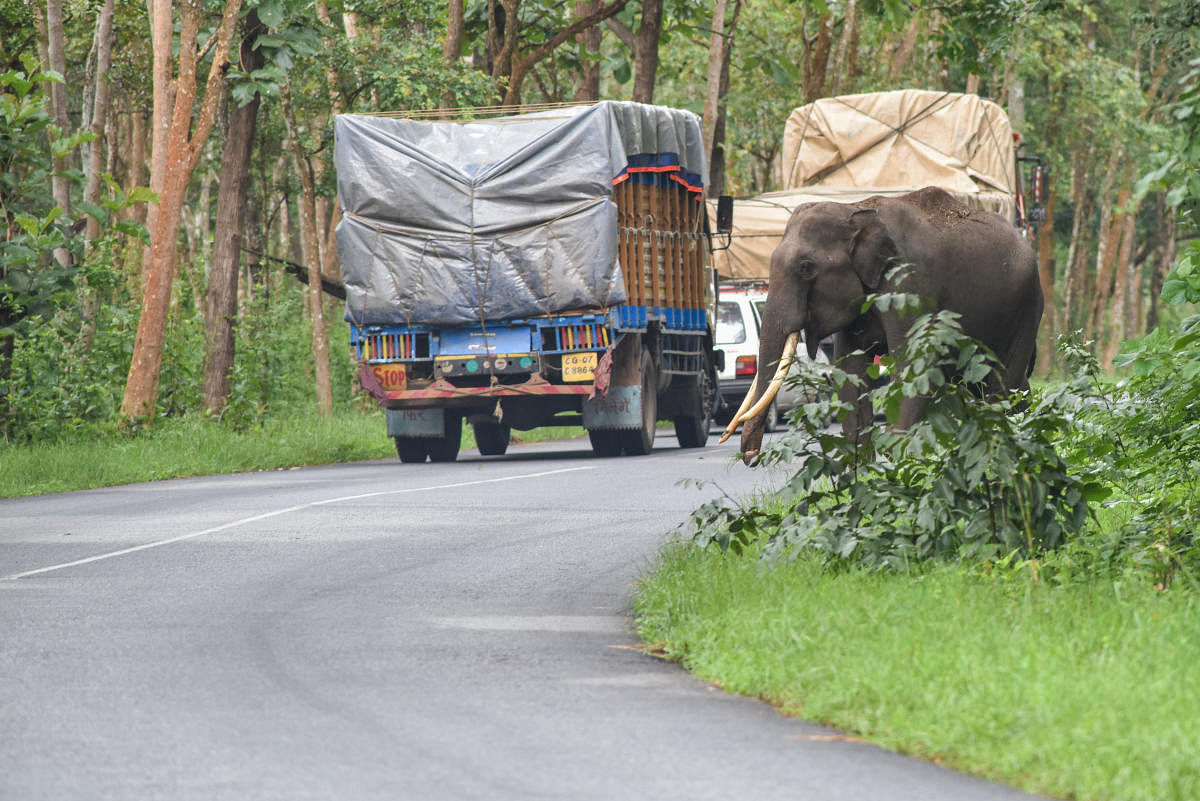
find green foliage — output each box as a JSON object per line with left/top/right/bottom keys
{"left": 930, "top": 0, "right": 1028, "bottom": 82}
{"left": 4, "top": 277, "right": 362, "bottom": 442}
{"left": 1139, "top": 55, "right": 1200, "bottom": 307}
{"left": 1085, "top": 319, "right": 1200, "bottom": 589}
{"left": 5, "top": 303, "right": 134, "bottom": 441}
{"left": 0, "top": 409, "right": 393, "bottom": 497}
{"left": 686, "top": 296, "right": 1093, "bottom": 568}
{"left": 1065, "top": 56, "right": 1200, "bottom": 589}
{"left": 635, "top": 543, "right": 1200, "bottom": 801}
{"left": 0, "top": 66, "right": 82, "bottom": 334}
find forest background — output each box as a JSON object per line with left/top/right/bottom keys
{"left": 1, "top": 0, "right": 1198, "bottom": 443}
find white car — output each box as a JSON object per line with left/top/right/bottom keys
{"left": 714, "top": 281, "right": 831, "bottom": 431}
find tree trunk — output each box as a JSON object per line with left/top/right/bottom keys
{"left": 84, "top": 0, "right": 115, "bottom": 242}
{"left": 203, "top": 9, "right": 265, "bottom": 416}
{"left": 497, "top": 0, "right": 628, "bottom": 106}
{"left": 831, "top": 0, "right": 858, "bottom": 94}
{"left": 632, "top": 0, "right": 662, "bottom": 104}
{"left": 802, "top": 9, "right": 833, "bottom": 103}
{"left": 127, "top": 109, "right": 148, "bottom": 226}
{"left": 1062, "top": 152, "right": 1093, "bottom": 334}
{"left": 702, "top": 0, "right": 741, "bottom": 189}
{"left": 442, "top": 0, "right": 464, "bottom": 109}
{"left": 121, "top": 0, "right": 242, "bottom": 423}
{"left": 1101, "top": 210, "right": 1137, "bottom": 369}
{"left": 889, "top": 14, "right": 920, "bottom": 80}
{"left": 1087, "top": 180, "right": 1130, "bottom": 343}
{"left": 281, "top": 83, "right": 334, "bottom": 416}
{"left": 1146, "top": 195, "right": 1177, "bottom": 332}
{"left": 604, "top": 0, "right": 662, "bottom": 104}
{"left": 80, "top": 0, "right": 115, "bottom": 347}
{"left": 573, "top": 1, "right": 601, "bottom": 101}
{"left": 1035, "top": 187, "right": 1057, "bottom": 376}
{"left": 45, "top": 0, "right": 72, "bottom": 268}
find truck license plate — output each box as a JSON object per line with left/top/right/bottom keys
{"left": 371, "top": 364, "right": 407, "bottom": 391}
{"left": 562, "top": 352, "right": 597, "bottom": 383}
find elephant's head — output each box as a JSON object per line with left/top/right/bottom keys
{"left": 722, "top": 201, "right": 898, "bottom": 463}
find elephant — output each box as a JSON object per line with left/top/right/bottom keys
{"left": 723, "top": 186, "right": 1043, "bottom": 463}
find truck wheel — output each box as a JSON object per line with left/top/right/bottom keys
{"left": 674, "top": 364, "right": 715, "bottom": 449}
{"left": 426, "top": 412, "right": 463, "bottom": 463}
{"left": 473, "top": 422, "right": 511, "bottom": 456}
{"left": 588, "top": 429, "right": 623, "bottom": 457}
{"left": 621, "top": 348, "right": 657, "bottom": 456}
{"left": 394, "top": 437, "right": 428, "bottom": 463}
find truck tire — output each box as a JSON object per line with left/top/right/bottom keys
{"left": 674, "top": 362, "right": 715, "bottom": 449}
{"left": 394, "top": 437, "right": 428, "bottom": 463}
{"left": 426, "top": 412, "right": 463, "bottom": 463}
{"left": 473, "top": 421, "right": 511, "bottom": 456}
{"left": 588, "top": 429, "right": 623, "bottom": 457}
{"left": 621, "top": 348, "right": 657, "bottom": 456}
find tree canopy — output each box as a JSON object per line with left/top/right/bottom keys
{"left": 0, "top": 0, "right": 1197, "bottom": 439}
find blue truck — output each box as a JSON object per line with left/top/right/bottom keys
{"left": 334, "top": 101, "right": 726, "bottom": 462}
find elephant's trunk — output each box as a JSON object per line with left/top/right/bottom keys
{"left": 727, "top": 331, "right": 797, "bottom": 461}
{"left": 720, "top": 284, "right": 809, "bottom": 464}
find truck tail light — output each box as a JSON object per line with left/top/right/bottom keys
{"left": 735, "top": 355, "right": 757, "bottom": 376}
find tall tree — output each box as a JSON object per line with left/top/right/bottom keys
{"left": 120, "top": 0, "right": 242, "bottom": 423}
{"left": 280, "top": 81, "right": 333, "bottom": 415}
{"left": 203, "top": 9, "right": 266, "bottom": 416}
{"left": 442, "top": 0, "right": 465, "bottom": 108}
{"left": 42, "top": 0, "right": 72, "bottom": 269}
{"left": 573, "top": 1, "right": 601, "bottom": 101}
{"left": 605, "top": 0, "right": 663, "bottom": 103}
{"left": 491, "top": 0, "right": 628, "bottom": 105}
{"left": 82, "top": 0, "right": 115, "bottom": 243}
{"left": 702, "top": 0, "right": 741, "bottom": 197}
{"left": 800, "top": 6, "right": 832, "bottom": 102}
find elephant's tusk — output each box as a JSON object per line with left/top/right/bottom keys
{"left": 741, "top": 332, "right": 798, "bottom": 424}
{"left": 719, "top": 331, "right": 799, "bottom": 443}
{"left": 717, "top": 372, "right": 759, "bottom": 443}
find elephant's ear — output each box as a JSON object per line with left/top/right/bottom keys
{"left": 849, "top": 209, "right": 898, "bottom": 290}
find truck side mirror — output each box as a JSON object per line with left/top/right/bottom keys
{"left": 716, "top": 195, "right": 734, "bottom": 234}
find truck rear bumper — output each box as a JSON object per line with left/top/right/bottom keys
{"left": 379, "top": 374, "right": 595, "bottom": 409}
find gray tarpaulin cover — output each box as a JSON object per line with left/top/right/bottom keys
{"left": 335, "top": 101, "right": 707, "bottom": 326}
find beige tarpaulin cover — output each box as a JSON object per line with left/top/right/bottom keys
{"left": 710, "top": 89, "right": 1019, "bottom": 279}
{"left": 709, "top": 187, "right": 912, "bottom": 280}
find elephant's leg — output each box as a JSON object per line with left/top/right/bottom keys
{"left": 896, "top": 395, "right": 930, "bottom": 428}
{"left": 835, "top": 345, "right": 873, "bottom": 442}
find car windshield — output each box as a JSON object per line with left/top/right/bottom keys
{"left": 716, "top": 301, "right": 746, "bottom": 344}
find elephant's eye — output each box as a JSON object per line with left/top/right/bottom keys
{"left": 796, "top": 259, "right": 816, "bottom": 277}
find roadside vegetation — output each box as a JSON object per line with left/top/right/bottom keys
{"left": 636, "top": 74, "right": 1200, "bottom": 799}
{"left": 637, "top": 299, "right": 1200, "bottom": 799}
{"left": 0, "top": 412, "right": 586, "bottom": 498}
{"left": 637, "top": 546, "right": 1199, "bottom": 801}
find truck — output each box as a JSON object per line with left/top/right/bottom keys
{"left": 334, "top": 101, "right": 726, "bottom": 463}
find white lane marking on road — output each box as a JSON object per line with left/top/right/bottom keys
{"left": 2, "top": 466, "right": 596, "bottom": 581}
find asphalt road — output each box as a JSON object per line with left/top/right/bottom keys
{"left": 0, "top": 431, "right": 1044, "bottom": 801}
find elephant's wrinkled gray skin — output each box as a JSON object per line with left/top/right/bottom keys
{"left": 739, "top": 187, "right": 1043, "bottom": 463}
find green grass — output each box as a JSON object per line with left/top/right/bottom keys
{"left": 636, "top": 543, "right": 1200, "bottom": 801}
{"left": 0, "top": 411, "right": 588, "bottom": 498}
